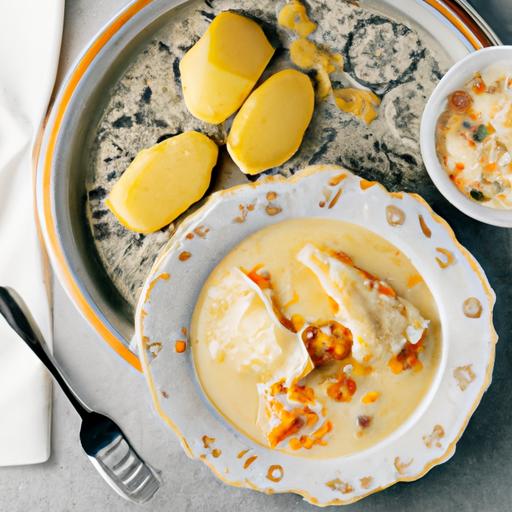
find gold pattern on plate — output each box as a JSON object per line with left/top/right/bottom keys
{"left": 328, "top": 187, "right": 343, "bottom": 209}
{"left": 265, "top": 204, "right": 283, "bottom": 216}
{"left": 423, "top": 425, "right": 445, "bottom": 448}
{"left": 146, "top": 341, "right": 162, "bottom": 359}
{"left": 359, "top": 179, "right": 377, "bottom": 190}
{"left": 234, "top": 202, "right": 256, "bottom": 223}
{"left": 463, "top": 297, "right": 482, "bottom": 318}
{"left": 319, "top": 187, "right": 332, "bottom": 208}
{"left": 144, "top": 272, "right": 170, "bottom": 302}
{"left": 454, "top": 365, "right": 476, "bottom": 391}
{"left": 435, "top": 248, "right": 455, "bottom": 269}
{"left": 418, "top": 214, "right": 432, "bottom": 238}
{"left": 243, "top": 455, "right": 258, "bottom": 469}
{"left": 326, "top": 478, "right": 354, "bottom": 494}
{"left": 202, "top": 435, "right": 215, "bottom": 449}
{"left": 328, "top": 173, "right": 347, "bottom": 186}
{"left": 394, "top": 457, "right": 413, "bottom": 474}
{"left": 266, "top": 465, "right": 284, "bottom": 482}
{"left": 359, "top": 476, "right": 373, "bottom": 489}
{"left": 193, "top": 225, "right": 210, "bottom": 238}
{"left": 386, "top": 205, "right": 405, "bottom": 226}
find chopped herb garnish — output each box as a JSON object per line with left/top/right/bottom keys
{"left": 462, "top": 121, "right": 472, "bottom": 129}
{"left": 473, "top": 124, "right": 489, "bottom": 142}
{"left": 470, "top": 189, "right": 486, "bottom": 201}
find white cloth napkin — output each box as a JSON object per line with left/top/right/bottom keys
{"left": 0, "top": 0, "right": 64, "bottom": 466}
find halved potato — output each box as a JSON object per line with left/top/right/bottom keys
{"left": 180, "top": 12, "right": 274, "bottom": 124}
{"left": 106, "top": 131, "right": 218, "bottom": 234}
{"left": 227, "top": 69, "right": 315, "bottom": 174}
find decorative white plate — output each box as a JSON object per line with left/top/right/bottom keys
{"left": 136, "top": 166, "right": 496, "bottom": 506}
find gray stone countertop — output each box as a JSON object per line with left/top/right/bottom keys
{"left": 0, "top": 0, "right": 511, "bottom": 510}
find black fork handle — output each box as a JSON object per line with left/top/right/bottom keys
{"left": 0, "top": 286, "right": 91, "bottom": 419}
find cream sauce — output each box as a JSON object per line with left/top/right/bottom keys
{"left": 191, "top": 218, "right": 441, "bottom": 458}
{"left": 436, "top": 62, "right": 512, "bottom": 208}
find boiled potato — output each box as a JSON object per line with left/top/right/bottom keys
{"left": 106, "top": 131, "right": 218, "bottom": 233}
{"left": 179, "top": 12, "right": 274, "bottom": 124}
{"left": 227, "top": 69, "right": 314, "bottom": 174}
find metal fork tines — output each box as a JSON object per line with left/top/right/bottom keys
{"left": 88, "top": 424, "right": 160, "bottom": 503}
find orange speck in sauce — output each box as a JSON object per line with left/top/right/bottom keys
{"left": 291, "top": 314, "right": 305, "bottom": 331}
{"left": 330, "top": 250, "right": 354, "bottom": 266}
{"left": 289, "top": 438, "right": 302, "bottom": 450}
{"left": 388, "top": 339, "right": 424, "bottom": 374}
{"left": 301, "top": 322, "right": 352, "bottom": 365}
{"left": 327, "top": 374, "right": 357, "bottom": 402}
{"left": 288, "top": 383, "right": 316, "bottom": 404}
{"left": 472, "top": 77, "right": 486, "bottom": 94}
{"left": 388, "top": 357, "right": 403, "bottom": 375}
{"left": 237, "top": 449, "right": 249, "bottom": 459}
{"left": 455, "top": 162, "right": 465, "bottom": 170}
{"left": 361, "top": 391, "right": 380, "bottom": 404}
{"left": 377, "top": 282, "right": 396, "bottom": 297}
{"left": 245, "top": 264, "right": 271, "bottom": 289}
{"left": 407, "top": 274, "right": 423, "bottom": 288}
{"left": 363, "top": 353, "right": 373, "bottom": 363}
{"left": 328, "top": 295, "right": 339, "bottom": 313}
{"left": 485, "top": 162, "right": 497, "bottom": 172}
{"left": 283, "top": 292, "right": 299, "bottom": 308}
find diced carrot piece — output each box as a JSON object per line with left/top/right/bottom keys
{"left": 291, "top": 314, "right": 305, "bottom": 331}
{"left": 388, "top": 356, "right": 403, "bottom": 375}
{"left": 361, "top": 391, "right": 381, "bottom": 404}
{"left": 289, "top": 438, "right": 302, "bottom": 450}
{"left": 407, "top": 274, "right": 423, "bottom": 288}
{"left": 377, "top": 282, "right": 396, "bottom": 297}
{"left": 175, "top": 340, "right": 187, "bottom": 353}
{"left": 247, "top": 270, "right": 271, "bottom": 289}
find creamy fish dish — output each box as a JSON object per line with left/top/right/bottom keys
{"left": 191, "top": 218, "right": 441, "bottom": 458}
{"left": 436, "top": 62, "right": 512, "bottom": 209}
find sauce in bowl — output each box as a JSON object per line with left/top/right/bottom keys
{"left": 191, "top": 218, "right": 441, "bottom": 459}
{"left": 436, "top": 62, "right": 512, "bottom": 209}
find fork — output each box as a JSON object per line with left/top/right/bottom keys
{"left": 0, "top": 286, "right": 160, "bottom": 504}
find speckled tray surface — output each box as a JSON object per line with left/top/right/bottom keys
{"left": 85, "top": 0, "right": 454, "bottom": 308}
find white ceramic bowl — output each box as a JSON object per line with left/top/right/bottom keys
{"left": 136, "top": 166, "right": 497, "bottom": 506}
{"left": 421, "top": 46, "right": 512, "bottom": 227}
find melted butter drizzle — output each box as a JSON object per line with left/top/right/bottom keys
{"left": 278, "top": 0, "right": 380, "bottom": 124}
